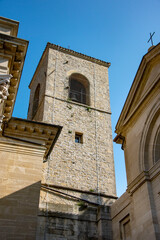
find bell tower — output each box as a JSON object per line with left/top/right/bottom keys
{"left": 28, "top": 43, "right": 116, "bottom": 239}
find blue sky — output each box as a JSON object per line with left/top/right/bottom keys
{"left": 1, "top": 0, "right": 160, "bottom": 196}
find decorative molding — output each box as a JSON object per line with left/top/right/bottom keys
{"left": 115, "top": 43, "right": 160, "bottom": 134}
{"left": 127, "top": 171, "right": 150, "bottom": 195}
{"left": 127, "top": 160, "right": 160, "bottom": 195}
{"left": 113, "top": 134, "right": 125, "bottom": 150}
{"left": 0, "top": 139, "right": 45, "bottom": 157}
{"left": 3, "top": 117, "right": 62, "bottom": 160}
{"left": 0, "top": 74, "right": 12, "bottom": 102}
{"left": 0, "top": 16, "right": 19, "bottom": 37}
{"left": 139, "top": 99, "right": 160, "bottom": 171}
{"left": 0, "top": 33, "right": 28, "bottom": 122}
{"left": 0, "top": 74, "right": 12, "bottom": 129}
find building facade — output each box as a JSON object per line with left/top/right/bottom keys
{"left": 111, "top": 44, "right": 160, "bottom": 240}
{"left": 1, "top": 16, "right": 159, "bottom": 240}
{"left": 0, "top": 17, "right": 62, "bottom": 240}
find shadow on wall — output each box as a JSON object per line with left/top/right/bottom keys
{"left": 0, "top": 181, "right": 41, "bottom": 240}
{"left": 37, "top": 189, "right": 112, "bottom": 240}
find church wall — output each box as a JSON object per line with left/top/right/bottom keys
{"left": 124, "top": 93, "right": 160, "bottom": 185}
{"left": 111, "top": 192, "right": 131, "bottom": 240}
{"left": 150, "top": 161, "right": 160, "bottom": 228}
{"left": 0, "top": 137, "right": 45, "bottom": 240}
{"left": 112, "top": 46, "right": 160, "bottom": 240}
{"left": 116, "top": 98, "right": 160, "bottom": 239}
{"left": 130, "top": 181, "right": 158, "bottom": 240}
{"left": 41, "top": 47, "right": 116, "bottom": 196}
{"left": 111, "top": 177, "right": 160, "bottom": 240}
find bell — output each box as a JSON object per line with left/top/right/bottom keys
{"left": 71, "top": 93, "right": 78, "bottom": 101}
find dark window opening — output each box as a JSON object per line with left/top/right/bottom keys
{"left": 75, "top": 132, "right": 83, "bottom": 144}
{"left": 32, "top": 84, "right": 40, "bottom": 119}
{"left": 69, "top": 73, "right": 90, "bottom": 105}
{"left": 70, "top": 79, "right": 86, "bottom": 104}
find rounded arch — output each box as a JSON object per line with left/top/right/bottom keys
{"left": 32, "top": 83, "right": 40, "bottom": 118}
{"left": 139, "top": 99, "right": 160, "bottom": 171}
{"left": 68, "top": 73, "right": 90, "bottom": 105}
{"left": 153, "top": 126, "right": 160, "bottom": 163}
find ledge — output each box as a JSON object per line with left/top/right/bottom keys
{"left": 127, "top": 160, "right": 160, "bottom": 195}
{"left": 2, "top": 117, "right": 62, "bottom": 160}
{"left": 45, "top": 94, "right": 112, "bottom": 115}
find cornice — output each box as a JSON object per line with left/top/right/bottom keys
{"left": 0, "top": 33, "right": 29, "bottom": 122}
{"left": 0, "top": 17, "right": 19, "bottom": 37}
{"left": 115, "top": 43, "right": 160, "bottom": 135}
{"left": 122, "top": 73, "right": 160, "bottom": 128}
{"left": 127, "top": 160, "right": 160, "bottom": 195}
{"left": 3, "top": 117, "right": 62, "bottom": 160}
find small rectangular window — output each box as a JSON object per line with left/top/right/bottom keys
{"left": 75, "top": 132, "right": 83, "bottom": 143}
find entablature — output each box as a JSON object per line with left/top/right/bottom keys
{"left": 2, "top": 117, "right": 62, "bottom": 160}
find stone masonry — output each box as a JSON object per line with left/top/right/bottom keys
{"left": 28, "top": 43, "right": 117, "bottom": 239}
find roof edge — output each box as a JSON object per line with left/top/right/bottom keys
{"left": 47, "top": 42, "right": 111, "bottom": 67}
{"left": 29, "top": 43, "right": 49, "bottom": 88}
{"left": 115, "top": 42, "right": 160, "bottom": 134}
{"left": 29, "top": 42, "right": 111, "bottom": 88}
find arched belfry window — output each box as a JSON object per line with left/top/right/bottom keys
{"left": 69, "top": 73, "right": 90, "bottom": 105}
{"left": 32, "top": 84, "right": 40, "bottom": 118}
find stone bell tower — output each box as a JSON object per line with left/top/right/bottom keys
{"left": 28, "top": 43, "right": 116, "bottom": 239}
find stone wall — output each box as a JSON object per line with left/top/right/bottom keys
{"left": 27, "top": 45, "right": 116, "bottom": 239}
{"left": 0, "top": 137, "right": 45, "bottom": 240}
{"left": 37, "top": 206, "right": 99, "bottom": 240}
{"left": 28, "top": 51, "right": 48, "bottom": 121}
{"left": 36, "top": 190, "right": 113, "bottom": 240}
{"left": 28, "top": 46, "right": 116, "bottom": 197}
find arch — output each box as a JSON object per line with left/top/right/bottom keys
{"left": 69, "top": 73, "right": 90, "bottom": 105}
{"left": 139, "top": 99, "right": 160, "bottom": 171}
{"left": 32, "top": 84, "right": 40, "bottom": 118}
{"left": 153, "top": 126, "right": 160, "bottom": 163}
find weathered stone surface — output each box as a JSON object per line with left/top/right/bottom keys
{"left": 28, "top": 44, "right": 116, "bottom": 239}
{"left": 28, "top": 46, "right": 116, "bottom": 196}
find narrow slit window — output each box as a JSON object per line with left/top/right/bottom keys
{"left": 32, "top": 83, "right": 40, "bottom": 119}
{"left": 75, "top": 132, "right": 83, "bottom": 144}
